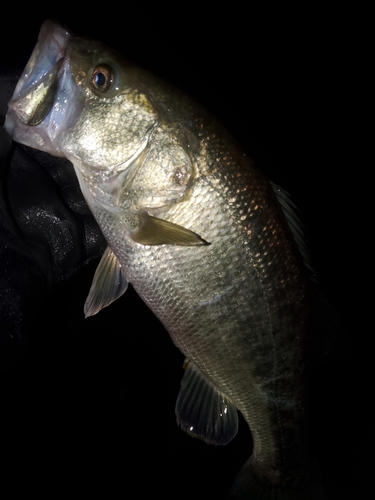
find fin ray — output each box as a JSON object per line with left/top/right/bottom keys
{"left": 131, "top": 213, "right": 210, "bottom": 246}
{"left": 176, "top": 361, "right": 238, "bottom": 445}
{"left": 271, "top": 181, "right": 344, "bottom": 362}
{"left": 271, "top": 181, "right": 315, "bottom": 278}
{"left": 84, "top": 246, "right": 128, "bottom": 317}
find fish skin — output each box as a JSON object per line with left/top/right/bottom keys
{"left": 5, "top": 20, "right": 324, "bottom": 498}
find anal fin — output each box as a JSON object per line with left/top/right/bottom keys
{"left": 175, "top": 360, "right": 238, "bottom": 445}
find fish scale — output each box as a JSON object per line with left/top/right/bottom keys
{"left": 91, "top": 147, "right": 308, "bottom": 478}
{"left": 5, "top": 20, "right": 325, "bottom": 499}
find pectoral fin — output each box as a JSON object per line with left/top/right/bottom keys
{"left": 130, "top": 213, "right": 209, "bottom": 246}
{"left": 84, "top": 246, "right": 128, "bottom": 317}
{"left": 175, "top": 360, "right": 238, "bottom": 445}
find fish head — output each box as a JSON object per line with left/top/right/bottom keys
{"left": 5, "top": 20, "right": 159, "bottom": 181}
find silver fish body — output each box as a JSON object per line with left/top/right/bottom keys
{"left": 5, "top": 20, "right": 324, "bottom": 499}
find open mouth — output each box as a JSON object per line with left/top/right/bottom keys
{"left": 4, "top": 21, "right": 86, "bottom": 156}
{"left": 7, "top": 20, "right": 72, "bottom": 126}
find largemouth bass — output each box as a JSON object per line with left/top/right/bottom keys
{"left": 5, "top": 20, "right": 325, "bottom": 499}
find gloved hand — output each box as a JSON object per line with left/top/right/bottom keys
{"left": 0, "top": 67, "right": 106, "bottom": 369}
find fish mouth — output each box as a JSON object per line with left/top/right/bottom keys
{"left": 5, "top": 20, "right": 83, "bottom": 156}
{"left": 12, "top": 58, "right": 63, "bottom": 127}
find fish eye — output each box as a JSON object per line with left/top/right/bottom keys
{"left": 91, "top": 65, "right": 114, "bottom": 92}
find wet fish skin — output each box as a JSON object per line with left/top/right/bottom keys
{"left": 5, "top": 20, "right": 324, "bottom": 499}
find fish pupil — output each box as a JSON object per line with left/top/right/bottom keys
{"left": 95, "top": 72, "right": 106, "bottom": 88}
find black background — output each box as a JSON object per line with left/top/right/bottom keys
{"left": 0, "top": 2, "right": 372, "bottom": 498}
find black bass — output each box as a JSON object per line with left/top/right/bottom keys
{"left": 5, "top": 20, "right": 325, "bottom": 499}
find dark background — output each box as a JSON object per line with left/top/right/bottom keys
{"left": 0, "top": 2, "right": 372, "bottom": 498}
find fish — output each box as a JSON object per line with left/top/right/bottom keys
{"left": 5, "top": 20, "right": 327, "bottom": 499}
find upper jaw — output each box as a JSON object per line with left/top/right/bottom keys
{"left": 10, "top": 20, "right": 72, "bottom": 104}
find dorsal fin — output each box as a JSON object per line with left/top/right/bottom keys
{"left": 175, "top": 360, "right": 238, "bottom": 445}
{"left": 271, "top": 181, "right": 315, "bottom": 279}
{"left": 271, "top": 181, "right": 346, "bottom": 363}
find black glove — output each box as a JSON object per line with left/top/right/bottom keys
{"left": 0, "top": 66, "right": 106, "bottom": 369}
